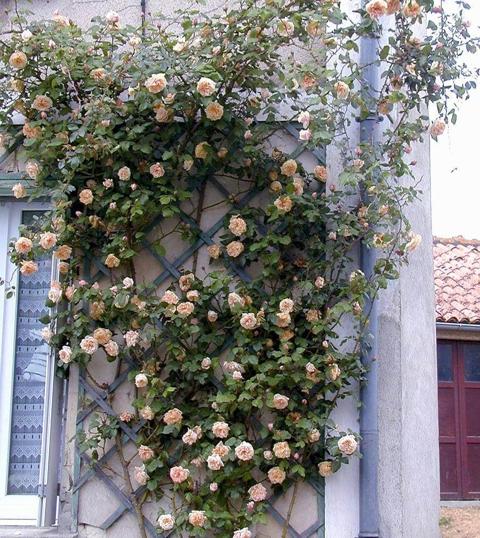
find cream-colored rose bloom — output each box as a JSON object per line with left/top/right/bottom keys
{"left": 197, "top": 77, "right": 216, "bottom": 97}
{"left": 155, "top": 106, "right": 170, "bottom": 123}
{"left": 338, "top": 434, "right": 358, "bottom": 455}
{"left": 280, "top": 159, "right": 297, "bottom": 177}
{"left": 365, "top": 0, "right": 388, "bottom": 19}
{"left": 293, "top": 177, "right": 304, "bottom": 195}
{"left": 163, "top": 408, "right": 183, "bottom": 425}
{"left": 105, "top": 254, "right": 120, "bottom": 268}
{"left": 39, "top": 232, "right": 57, "bottom": 250}
{"left": 275, "top": 312, "right": 291, "bottom": 328}
{"left": 186, "top": 290, "right": 199, "bottom": 302}
{"left": 240, "top": 313, "right": 257, "bottom": 330}
{"left": 274, "top": 196, "right": 293, "bottom": 213}
{"left": 386, "top": 0, "right": 401, "bottom": 13}
{"left": 334, "top": 81, "right": 350, "bottom": 99}
{"left": 20, "top": 260, "right": 38, "bottom": 276}
{"left": 315, "top": 276, "right": 325, "bottom": 289}
{"left": 308, "top": 429, "right": 321, "bottom": 443}
{"left": 403, "top": 0, "right": 421, "bottom": 17}
{"left": 23, "top": 123, "right": 40, "bottom": 139}
{"left": 135, "top": 373, "right": 148, "bottom": 388}
{"left": 279, "top": 298, "right": 294, "bottom": 313}
{"left": 248, "top": 483, "right": 267, "bottom": 502}
{"left": 313, "top": 165, "right": 327, "bottom": 182}
{"left": 138, "top": 445, "right": 154, "bottom": 461}
{"left": 212, "top": 421, "right": 230, "bottom": 438}
{"left": 177, "top": 301, "right": 194, "bottom": 317}
{"left": 179, "top": 273, "right": 194, "bottom": 291}
{"left": 59, "top": 345, "right": 72, "bottom": 364}
{"left": 208, "top": 243, "right": 222, "bottom": 259}
{"left": 117, "top": 166, "right": 131, "bottom": 181}
{"left": 15, "top": 237, "right": 33, "bottom": 254}
{"left": 306, "top": 309, "right": 320, "bottom": 322}
{"left": 270, "top": 180, "right": 282, "bottom": 193}
{"left": 430, "top": 119, "right": 446, "bottom": 138}
{"left": 273, "top": 393, "right": 289, "bottom": 410}
{"left": 207, "top": 310, "right": 218, "bottom": 322}
{"left": 149, "top": 162, "right": 165, "bottom": 178}
{"left": 327, "top": 363, "right": 341, "bottom": 381}
{"left": 161, "top": 290, "right": 179, "bottom": 305}
{"left": 207, "top": 453, "right": 224, "bottom": 470}
{"left": 205, "top": 101, "right": 224, "bottom": 121}
{"left": 133, "top": 466, "right": 149, "bottom": 485}
{"left": 139, "top": 406, "right": 154, "bottom": 420}
{"left": 79, "top": 189, "right": 93, "bottom": 205}
{"left": 9, "top": 51, "right": 27, "bottom": 70}
{"left": 182, "top": 428, "right": 198, "bottom": 445}
{"left": 12, "top": 183, "right": 26, "bottom": 199}
{"left": 233, "top": 528, "right": 252, "bottom": 538}
{"left": 406, "top": 231, "right": 422, "bottom": 252}
{"left": 93, "top": 328, "right": 112, "bottom": 345}
{"left": 26, "top": 161, "right": 40, "bottom": 179}
{"left": 213, "top": 441, "right": 230, "bottom": 458}
{"left": 318, "top": 461, "right": 334, "bottom": 477}
{"left": 104, "top": 340, "right": 119, "bottom": 357}
{"left": 228, "top": 292, "right": 244, "bottom": 309}
{"left": 226, "top": 240, "right": 244, "bottom": 258}
{"left": 158, "top": 514, "right": 175, "bottom": 531}
{"left": 32, "top": 95, "right": 53, "bottom": 112}
{"left": 48, "top": 281, "right": 62, "bottom": 303}
{"left": 145, "top": 73, "right": 167, "bottom": 93}
{"left": 80, "top": 336, "right": 98, "bottom": 355}
{"left": 195, "top": 142, "right": 210, "bottom": 159}
{"left": 229, "top": 216, "right": 247, "bottom": 236}
{"left": 268, "top": 466, "right": 286, "bottom": 484}
{"left": 306, "top": 20, "right": 321, "bottom": 37}
{"left": 188, "top": 511, "right": 206, "bottom": 528}
{"left": 273, "top": 441, "right": 291, "bottom": 459}
{"left": 235, "top": 441, "right": 255, "bottom": 461}
{"left": 55, "top": 245, "right": 72, "bottom": 260}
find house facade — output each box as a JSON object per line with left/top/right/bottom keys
{"left": 0, "top": 1, "right": 441, "bottom": 537}
{"left": 434, "top": 237, "right": 480, "bottom": 502}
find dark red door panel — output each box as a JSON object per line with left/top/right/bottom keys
{"left": 438, "top": 340, "right": 480, "bottom": 500}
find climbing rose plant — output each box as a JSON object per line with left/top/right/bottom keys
{"left": 0, "top": 0, "right": 477, "bottom": 536}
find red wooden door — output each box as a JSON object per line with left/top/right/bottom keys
{"left": 438, "top": 340, "right": 480, "bottom": 500}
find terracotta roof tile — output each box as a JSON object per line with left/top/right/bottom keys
{"left": 434, "top": 236, "right": 480, "bottom": 324}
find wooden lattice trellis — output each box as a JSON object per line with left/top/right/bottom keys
{"left": 72, "top": 123, "right": 327, "bottom": 538}
{"left": 1, "top": 124, "right": 326, "bottom": 537}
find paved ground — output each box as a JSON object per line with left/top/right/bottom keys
{"left": 440, "top": 507, "right": 480, "bottom": 537}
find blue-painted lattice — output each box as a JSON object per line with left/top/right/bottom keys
{"left": 73, "top": 125, "right": 326, "bottom": 537}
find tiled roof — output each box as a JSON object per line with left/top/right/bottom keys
{"left": 434, "top": 236, "right": 480, "bottom": 324}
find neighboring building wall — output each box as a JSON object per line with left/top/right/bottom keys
{"left": 1, "top": 1, "right": 440, "bottom": 537}
{"left": 377, "top": 136, "right": 440, "bottom": 538}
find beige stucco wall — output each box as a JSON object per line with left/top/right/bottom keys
{"left": 1, "top": 1, "right": 440, "bottom": 537}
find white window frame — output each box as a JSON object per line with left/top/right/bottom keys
{"left": 0, "top": 199, "right": 60, "bottom": 526}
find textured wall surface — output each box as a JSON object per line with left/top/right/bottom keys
{"left": 1, "top": 1, "right": 440, "bottom": 537}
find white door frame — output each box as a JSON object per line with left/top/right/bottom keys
{"left": 0, "top": 200, "right": 55, "bottom": 525}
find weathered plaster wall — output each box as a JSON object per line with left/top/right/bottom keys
{"left": 1, "top": 1, "right": 440, "bottom": 537}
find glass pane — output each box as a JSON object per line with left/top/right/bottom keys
{"left": 437, "top": 342, "right": 453, "bottom": 382}
{"left": 7, "top": 211, "right": 51, "bottom": 495}
{"left": 464, "top": 343, "right": 480, "bottom": 382}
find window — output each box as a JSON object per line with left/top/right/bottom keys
{"left": 0, "top": 200, "right": 60, "bottom": 526}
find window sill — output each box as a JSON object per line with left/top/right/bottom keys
{"left": 0, "top": 527, "right": 77, "bottom": 538}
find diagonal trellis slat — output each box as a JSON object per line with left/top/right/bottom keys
{"left": 72, "top": 124, "right": 326, "bottom": 538}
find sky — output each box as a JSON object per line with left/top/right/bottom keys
{"left": 431, "top": 2, "right": 480, "bottom": 240}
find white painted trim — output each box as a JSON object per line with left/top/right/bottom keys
{"left": 0, "top": 201, "right": 52, "bottom": 525}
